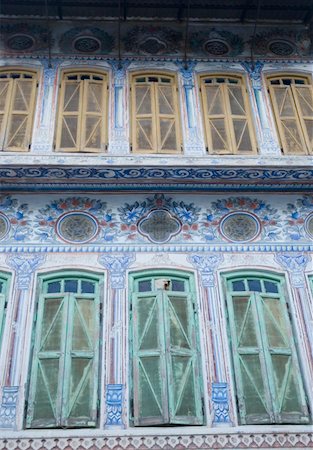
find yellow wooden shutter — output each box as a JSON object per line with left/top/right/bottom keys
{"left": 292, "top": 84, "right": 313, "bottom": 154}
{"left": 269, "top": 83, "right": 307, "bottom": 155}
{"left": 0, "top": 77, "right": 12, "bottom": 149}
{"left": 202, "top": 82, "right": 230, "bottom": 154}
{"left": 133, "top": 79, "right": 155, "bottom": 152}
{"left": 226, "top": 83, "right": 256, "bottom": 154}
{"left": 81, "top": 78, "right": 106, "bottom": 152}
{"left": 156, "top": 81, "right": 179, "bottom": 153}
{"left": 4, "top": 75, "right": 36, "bottom": 151}
{"left": 56, "top": 79, "right": 82, "bottom": 152}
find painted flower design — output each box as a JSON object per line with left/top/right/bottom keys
{"left": 0, "top": 195, "right": 32, "bottom": 242}
{"left": 284, "top": 195, "right": 313, "bottom": 241}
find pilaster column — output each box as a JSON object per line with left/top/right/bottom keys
{"left": 32, "top": 62, "right": 58, "bottom": 153}
{"left": 189, "top": 254, "right": 231, "bottom": 425}
{"left": 177, "top": 63, "right": 205, "bottom": 155}
{"left": 99, "top": 253, "right": 135, "bottom": 426}
{"left": 275, "top": 252, "right": 313, "bottom": 364}
{"left": 0, "top": 255, "right": 45, "bottom": 429}
{"left": 108, "top": 61, "right": 130, "bottom": 155}
{"left": 242, "top": 62, "right": 281, "bottom": 156}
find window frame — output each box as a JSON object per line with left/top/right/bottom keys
{"left": 0, "top": 68, "right": 38, "bottom": 152}
{"left": 223, "top": 270, "right": 310, "bottom": 425}
{"left": 26, "top": 270, "right": 104, "bottom": 429}
{"left": 55, "top": 69, "right": 108, "bottom": 153}
{"left": 129, "top": 269, "right": 204, "bottom": 427}
{"left": 130, "top": 71, "right": 182, "bottom": 154}
{"left": 267, "top": 73, "right": 313, "bottom": 155}
{"left": 198, "top": 73, "right": 258, "bottom": 155}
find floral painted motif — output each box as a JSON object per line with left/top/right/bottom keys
{"left": 118, "top": 194, "right": 200, "bottom": 242}
{"left": 34, "top": 197, "right": 117, "bottom": 243}
{"left": 201, "top": 197, "right": 281, "bottom": 242}
{"left": 284, "top": 195, "right": 313, "bottom": 241}
{"left": 0, "top": 195, "right": 32, "bottom": 242}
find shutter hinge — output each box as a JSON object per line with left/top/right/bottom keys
{"left": 130, "top": 144, "right": 133, "bottom": 152}
{"left": 201, "top": 397, "right": 205, "bottom": 416}
{"left": 199, "top": 87, "right": 202, "bottom": 92}
{"left": 28, "top": 143, "right": 31, "bottom": 150}
{"left": 130, "top": 302, "right": 132, "bottom": 312}
{"left": 206, "top": 146, "right": 209, "bottom": 153}
{"left": 36, "top": 82, "right": 39, "bottom": 88}
{"left": 130, "top": 398, "right": 134, "bottom": 416}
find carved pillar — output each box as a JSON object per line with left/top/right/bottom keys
{"left": 242, "top": 62, "right": 281, "bottom": 156}
{"left": 32, "top": 62, "right": 58, "bottom": 153}
{"left": 189, "top": 254, "right": 231, "bottom": 425}
{"left": 99, "top": 253, "right": 135, "bottom": 426}
{"left": 0, "top": 255, "right": 45, "bottom": 429}
{"left": 108, "top": 61, "right": 130, "bottom": 155}
{"left": 177, "top": 63, "right": 205, "bottom": 155}
{"left": 275, "top": 252, "right": 313, "bottom": 365}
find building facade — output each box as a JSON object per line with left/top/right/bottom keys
{"left": 0, "top": 1, "right": 312, "bottom": 449}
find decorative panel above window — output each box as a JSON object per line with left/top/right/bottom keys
{"left": 0, "top": 70, "right": 37, "bottom": 151}
{"left": 131, "top": 73, "right": 182, "bottom": 153}
{"left": 26, "top": 272, "right": 103, "bottom": 428}
{"left": 268, "top": 76, "right": 313, "bottom": 155}
{"left": 130, "top": 270, "right": 203, "bottom": 426}
{"left": 55, "top": 71, "right": 108, "bottom": 153}
{"left": 200, "top": 75, "right": 257, "bottom": 155}
{"left": 224, "top": 273, "right": 310, "bottom": 425}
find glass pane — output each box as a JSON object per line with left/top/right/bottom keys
{"left": 72, "top": 301, "right": 91, "bottom": 351}
{"left": 81, "top": 281, "right": 95, "bottom": 294}
{"left": 272, "top": 356, "right": 303, "bottom": 415}
{"left": 281, "top": 119, "right": 303, "bottom": 154}
{"left": 135, "top": 86, "right": 152, "bottom": 115}
{"left": 0, "top": 80, "right": 10, "bottom": 112}
{"left": 247, "top": 279, "right": 262, "bottom": 292}
{"left": 232, "top": 280, "right": 245, "bottom": 291}
{"left": 263, "top": 298, "right": 288, "bottom": 348}
{"left": 6, "top": 115, "right": 28, "bottom": 148}
{"left": 295, "top": 86, "right": 313, "bottom": 116}
{"left": 33, "top": 360, "right": 59, "bottom": 422}
{"left": 264, "top": 280, "right": 278, "bottom": 293}
{"left": 12, "top": 80, "right": 32, "bottom": 111}
{"left": 138, "top": 296, "right": 159, "bottom": 350}
{"left": 138, "top": 280, "right": 152, "bottom": 292}
{"left": 228, "top": 86, "right": 245, "bottom": 115}
{"left": 209, "top": 118, "right": 228, "bottom": 151}
{"left": 60, "top": 116, "right": 78, "bottom": 148}
{"left": 160, "top": 118, "right": 177, "bottom": 151}
{"left": 76, "top": 298, "right": 95, "bottom": 344}
{"left": 233, "top": 296, "right": 258, "bottom": 347}
{"left": 84, "top": 116, "right": 101, "bottom": 148}
{"left": 86, "top": 83, "right": 102, "bottom": 113}
{"left": 234, "top": 120, "right": 253, "bottom": 152}
{"left": 171, "top": 280, "right": 185, "bottom": 292}
{"left": 63, "top": 83, "right": 80, "bottom": 112}
{"left": 206, "top": 85, "right": 224, "bottom": 115}
{"left": 47, "top": 281, "right": 61, "bottom": 293}
{"left": 136, "top": 119, "right": 153, "bottom": 150}
{"left": 138, "top": 357, "right": 162, "bottom": 418}
{"left": 64, "top": 279, "right": 78, "bottom": 293}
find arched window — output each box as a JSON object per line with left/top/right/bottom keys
{"left": 0, "top": 273, "right": 10, "bottom": 349}
{"left": 129, "top": 270, "right": 203, "bottom": 426}
{"left": 0, "top": 70, "right": 37, "bottom": 151}
{"left": 26, "top": 272, "right": 103, "bottom": 428}
{"left": 199, "top": 74, "right": 257, "bottom": 155}
{"left": 131, "top": 73, "right": 182, "bottom": 153}
{"left": 55, "top": 71, "right": 108, "bottom": 152}
{"left": 224, "top": 272, "right": 309, "bottom": 425}
{"left": 267, "top": 75, "right": 313, "bottom": 155}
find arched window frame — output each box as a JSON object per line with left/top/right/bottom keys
{"left": 129, "top": 269, "right": 204, "bottom": 426}
{"left": 0, "top": 68, "right": 38, "bottom": 152}
{"left": 130, "top": 72, "right": 182, "bottom": 154}
{"left": 267, "top": 73, "right": 313, "bottom": 155}
{"left": 55, "top": 69, "right": 108, "bottom": 153}
{"left": 222, "top": 270, "right": 310, "bottom": 425}
{"left": 198, "top": 73, "right": 258, "bottom": 155}
{"left": 26, "top": 270, "right": 104, "bottom": 429}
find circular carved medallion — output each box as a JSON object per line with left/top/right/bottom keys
{"left": 204, "top": 40, "right": 229, "bottom": 56}
{"left": 74, "top": 36, "right": 101, "bottom": 53}
{"left": 219, "top": 212, "right": 261, "bottom": 243}
{"left": 268, "top": 40, "right": 294, "bottom": 56}
{"left": 304, "top": 213, "right": 313, "bottom": 239}
{"left": 56, "top": 212, "right": 99, "bottom": 244}
{"left": 138, "top": 209, "right": 181, "bottom": 243}
{"left": 0, "top": 213, "right": 10, "bottom": 241}
{"left": 7, "top": 34, "right": 35, "bottom": 51}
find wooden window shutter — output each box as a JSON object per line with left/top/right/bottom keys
{"left": 26, "top": 275, "right": 101, "bottom": 428}
{"left": 292, "top": 84, "right": 313, "bottom": 154}
{"left": 132, "top": 75, "right": 180, "bottom": 154}
{"left": 131, "top": 272, "right": 203, "bottom": 426}
{"left": 226, "top": 275, "right": 310, "bottom": 425}
{"left": 0, "top": 276, "right": 9, "bottom": 348}
{"left": 0, "top": 78, "right": 13, "bottom": 149}
{"left": 81, "top": 78, "right": 106, "bottom": 152}
{"left": 268, "top": 81, "right": 308, "bottom": 155}
{"left": 201, "top": 76, "right": 256, "bottom": 155}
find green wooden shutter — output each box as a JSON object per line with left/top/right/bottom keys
{"left": 165, "top": 291, "right": 203, "bottom": 425}
{"left": 131, "top": 272, "right": 203, "bottom": 426}
{"left": 226, "top": 275, "right": 309, "bottom": 425}
{"left": 27, "top": 275, "right": 101, "bottom": 428}
{"left": 0, "top": 275, "right": 9, "bottom": 349}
